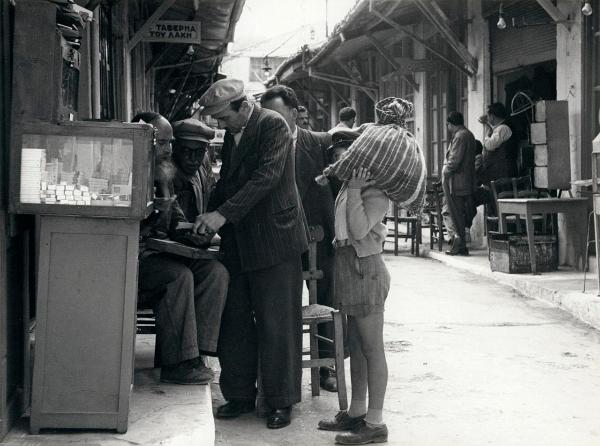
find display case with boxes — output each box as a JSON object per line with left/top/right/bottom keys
{"left": 10, "top": 120, "right": 155, "bottom": 219}
{"left": 8, "top": 120, "right": 155, "bottom": 434}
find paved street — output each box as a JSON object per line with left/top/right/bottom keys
{"left": 212, "top": 253, "right": 600, "bottom": 446}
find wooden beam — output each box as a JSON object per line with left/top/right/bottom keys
{"left": 145, "top": 44, "right": 173, "bottom": 73}
{"left": 535, "top": 0, "right": 568, "bottom": 23}
{"left": 309, "top": 69, "right": 378, "bottom": 102}
{"left": 365, "top": 33, "right": 419, "bottom": 92}
{"left": 329, "top": 84, "right": 350, "bottom": 105}
{"left": 127, "top": 0, "right": 176, "bottom": 52}
{"left": 305, "top": 90, "right": 329, "bottom": 116}
{"left": 366, "top": 0, "right": 403, "bottom": 31}
{"left": 333, "top": 61, "right": 379, "bottom": 102}
{"left": 413, "top": 0, "right": 477, "bottom": 75}
{"left": 368, "top": 7, "right": 472, "bottom": 76}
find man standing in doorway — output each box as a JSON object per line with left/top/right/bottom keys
{"left": 443, "top": 111, "right": 476, "bottom": 256}
{"left": 261, "top": 85, "right": 338, "bottom": 392}
{"left": 195, "top": 79, "right": 308, "bottom": 429}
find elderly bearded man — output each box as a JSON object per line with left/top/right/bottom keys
{"left": 196, "top": 79, "right": 308, "bottom": 429}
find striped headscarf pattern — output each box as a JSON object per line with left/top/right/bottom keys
{"left": 375, "top": 97, "right": 414, "bottom": 127}
{"left": 323, "top": 121, "right": 427, "bottom": 215}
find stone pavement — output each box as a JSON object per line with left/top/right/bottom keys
{"left": 1, "top": 335, "right": 215, "bottom": 446}
{"left": 424, "top": 247, "right": 600, "bottom": 331}
{"left": 214, "top": 249, "right": 600, "bottom": 446}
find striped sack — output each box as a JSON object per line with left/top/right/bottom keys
{"left": 323, "top": 123, "right": 427, "bottom": 214}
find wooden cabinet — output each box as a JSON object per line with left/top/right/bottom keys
{"left": 531, "top": 100, "right": 571, "bottom": 190}
{"left": 30, "top": 216, "right": 139, "bottom": 434}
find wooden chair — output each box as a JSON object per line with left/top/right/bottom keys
{"left": 385, "top": 204, "right": 421, "bottom": 256}
{"left": 487, "top": 176, "right": 550, "bottom": 235}
{"left": 137, "top": 290, "right": 161, "bottom": 368}
{"left": 301, "top": 225, "right": 348, "bottom": 410}
{"left": 424, "top": 179, "right": 445, "bottom": 251}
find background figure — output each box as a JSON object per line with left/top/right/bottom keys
{"left": 328, "top": 106, "right": 356, "bottom": 134}
{"left": 476, "top": 102, "right": 517, "bottom": 190}
{"left": 442, "top": 112, "right": 476, "bottom": 256}
{"left": 296, "top": 105, "right": 310, "bottom": 129}
{"left": 197, "top": 79, "right": 307, "bottom": 430}
{"left": 261, "top": 85, "right": 338, "bottom": 392}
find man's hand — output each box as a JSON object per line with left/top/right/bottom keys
{"left": 194, "top": 211, "right": 226, "bottom": 235}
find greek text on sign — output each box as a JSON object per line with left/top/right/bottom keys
{"left": 143, "top": 21, "right": 201, "bottom": 44}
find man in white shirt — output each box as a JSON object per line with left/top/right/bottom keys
{"left": 476, "top": 102, "right": 517, "bottom": 185}
{"left": 328, "top": 106, "right": 356, "bottom": 135}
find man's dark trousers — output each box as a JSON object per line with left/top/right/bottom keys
{"left": 218, "top": 255, "right": 303, "bottom": 409}
{"left": 445, "top": 185, "right": 475, "bottom": 247}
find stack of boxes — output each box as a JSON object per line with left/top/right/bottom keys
{"left": 530, "top": 100, "right": 571, "bottom": 191}
{"left": 20, "top": 148, "right": 46, "bottom": 203}
{"left": 40, "top": 183, "right": 91, "bottom": 205}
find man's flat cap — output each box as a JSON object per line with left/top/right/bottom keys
{"left": 172, "top": 119, "right": 216, "bottom": 143}
{"left": 199, "top": 79, "right": 246, "bottom": 116}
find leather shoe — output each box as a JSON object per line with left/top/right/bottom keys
{"left": 266, "top": 407, "right": 291, "bottom": 429}
{"left": 320, "top": 368, "right": 338, "bottom": 392}
{"left": 215, "top": 400, "right": 255, "bottom": 419}
{"left": 335, "top": 420, "right": 388, "bottom": 444}
{"left": 318, "top": 411, "right": 366, "bottom": 431}
{"left": 445, "top": 246, "right": 469, "bottom": 256}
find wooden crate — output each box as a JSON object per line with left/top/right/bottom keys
{"left": 489, "top": 233, "right": 558, "bottom": 274}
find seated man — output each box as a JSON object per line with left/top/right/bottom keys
{"left": 171, "top": 118, "right": 216, "bottom": 225}
{"left": 134, "top": 111, "right": 229, "bottom": 385}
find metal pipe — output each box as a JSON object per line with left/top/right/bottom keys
{"left": 91, "top": 6, "right": 101, "bottom": 119}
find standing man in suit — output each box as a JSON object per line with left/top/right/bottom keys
{"left": 195, "top": 79, "right": 308, "bottom": 429}
{"left": 260, "top": 85, "right": 338, "bottom": 392}
{"left": 443, "top": 111, "right": 476, "bottom": 256}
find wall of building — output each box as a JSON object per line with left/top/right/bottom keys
{"left": 556, "top": 0, "right": 585, "bottom": 266}
{"left": 466, "top": 0, "right": 492, "bottom": 248}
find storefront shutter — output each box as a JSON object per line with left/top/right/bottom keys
{"left": 489, "top": 1, "right": 556, "bottom": 73}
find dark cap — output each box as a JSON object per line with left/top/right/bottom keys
{"left": 172, "top": 118, "right": 216, "bottom": 143}
{"left": 447, "top": 111, "right": 464, "bottom": 126}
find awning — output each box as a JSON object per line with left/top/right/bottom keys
{"left": 307, "top": 0, "right": 478, "bottom": 77}
{"left": 122, "top": 0, "right": 245, "bottom": 119}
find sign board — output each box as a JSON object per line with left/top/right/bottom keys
{"left": 142, "top": 21, "right": 201, "bottom": 45}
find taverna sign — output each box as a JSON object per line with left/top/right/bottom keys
{"left": 142, "top": 21, "right": 201, "bottom": 44}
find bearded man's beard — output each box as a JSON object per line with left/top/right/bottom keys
{"left": 154, "top": 157, "right": 176, "bottom": 196}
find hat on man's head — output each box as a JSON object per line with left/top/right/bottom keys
{"left": 199, "top": 79, "right": 246, "bottom": 116}
{"left": 172, "top": 118, "right": 216, "bottom": 143}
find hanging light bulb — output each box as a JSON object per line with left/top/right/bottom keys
{"left": 582, "top": 1, "right": 593, "bottom": 16}
{"left": 497, "top": 3, "right": 507, "bottom": 29}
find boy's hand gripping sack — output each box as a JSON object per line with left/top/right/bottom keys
{"left": 323, "top": 97, "right": 427, "bottom": 214}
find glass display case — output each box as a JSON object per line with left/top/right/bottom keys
{"left": 10, "top": 120, "right": 155, "bottom": 219}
